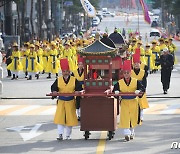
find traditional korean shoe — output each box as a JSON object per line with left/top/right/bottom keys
{"left": 78, "top": 116, "right": 80, "bottom": 121}
{"left": 130, "top": 133, "right": 135, "bottom": 140}
{"left": 27, "top": 76, "right": 32, "bottom": 80}
{"left": 66, "top": 136, "right": 71, "bottom": 140}
{"left": 57, "top": 134, "right": 63, "bottom": 141}
{"left": 125, "top": 135, "right": 130, "bottom": 141}
{"left": 11, "top": 74, "right": 15, "bottom": 80}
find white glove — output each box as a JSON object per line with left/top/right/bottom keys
{"left": 135, "top": 90, "right": 140, "bottom": 94}
{"left": 115, "top": 91, "right": 120, "bottom": 94}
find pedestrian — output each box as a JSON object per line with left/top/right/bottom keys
{"left": 159, "top": 48, "right": 174, "bottom": 94}
{"left": 71, "top": 55, "right": 84, "bottom": 121}
{"left": 51, "top": 58, "right": 83, "bottom": 140}
{"left": 7, "top": 42, "right": 23, "bottom": 80}
{"left": 4, "top": 43, "right": 12, "bottom": 77}
{"left": 113, "top": 60, "right": 144, "bottom": 141}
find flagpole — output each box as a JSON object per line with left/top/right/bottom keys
{"left": 138, "top": 5, "right": 140, "bottom": 36}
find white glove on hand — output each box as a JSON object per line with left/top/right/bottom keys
{"left": 135, "top": 90, "right": 140, "bottom": 94}
{"left": 115, "top": 91, "right": 120, "bottom": 94}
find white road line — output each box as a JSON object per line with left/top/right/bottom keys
{"left": 0, "top": 105, "right": 15, "bottom": 111}
{"left": 160, "top": 104, "right": 180, "bottom": 114}
{"left": 39, "top": 107, "right": 56, "bottom": 115}
{"left": 8, "top": 105, "right": 41, "bottom": 115}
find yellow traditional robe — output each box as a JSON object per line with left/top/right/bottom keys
{"left": 54, "top": 76, "right": 78, "bottom": 126}
{"left": 7, "top": 51, "right": 23, "bottom": 71}
{"left": 131, "top": 69, "right": 149, "bottom": 109}
{"left": 45, "top": 49, "right": 60, "bottom": 74}
{"left": 118, "top": 78, "right": 139, "bottom": 128}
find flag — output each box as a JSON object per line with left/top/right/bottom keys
{"left": 80, "top": 0, "right": 96, "bottom": 17}
{"left": 139, "top": 0, "right": 151, "bottom": 24}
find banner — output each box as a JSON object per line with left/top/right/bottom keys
{"left": 139, "top": 0, "right": 151, "bottom": 24}
{"left": 80, "top": 0, "right": 96, "bottom": 17}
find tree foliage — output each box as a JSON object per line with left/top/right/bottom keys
{"left": 151, "top": 0, "right": 180, "bottom": 15}
{"left": 58, "top": 0, "right": 100, "bottom": 14}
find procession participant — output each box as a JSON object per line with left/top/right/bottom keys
{"left": 158, "top": 38, "right": 167, "bottom": 54}
{"left": 169, "top": 38, "right": 177, "bottom": 64}
{"left": 21, "top": 42, "right": 30, "bottom": 78}
{"left": 145, "top": 43, "right": 154, "bottom": 73}
{"left": 169, "top": 38, "right": 177, "bottom": 55}
{"left": 42, "top": 41, "right": 49, "bottom": 74}
{"left": 164, "top": 39, "right": 174, "bottom": 53}
{"left": 7, "top": 42, "right": 23, "bottom": 80}
{"left": 128, "top": 39, "right": 137, "bottom": 55}
{"left": 113, "top": 60, "right": 144, "bottom": 141}
{"left": 71, "top": 55, "right": 84, "bottom": 121}
{"left": 134, "top": 41, "right": 146, "bottom": 64}
{"left": 132, "top": 54, "right": 149, "bottom": 121}
{"left": 4, "top": 43, "right": 12, "bottom": 77}
{"left": 63, "top": 42, "right": 75, "bottom": 71}
{"left": 159, "top": 48, "right": 174, "bottom": 94}
{"left": 46, "top": 41, "right": 59, "bottom": 78}
{"left": 151, "top": 40, "right": 160, "bottom": 72}
{"left": 70, "top": 41, "right": 78, "bottom": 70}
{"left": 35, "top": 42, "right": 43, "bottom": 78}
{"left": 27, "top": 44, "right": 43, "bottom": 80}
{"left": 51, "top": 58, "right": 83, "bottom": 140}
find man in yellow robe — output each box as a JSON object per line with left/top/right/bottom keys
{"left": 113, "top": 60, "right": 144, "bottom": 141}
{"left": 7, "top": 42, "right": 23, "bottom": 80}
{"left": 51, "top": 59, "right": 82, "bottom": 140}
{"left": 132, "top": 54, "right": 149, "bottom": 122}
{"left": 71, "top": 55, "right": 84, "bottom": 121}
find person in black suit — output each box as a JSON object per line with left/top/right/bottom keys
{"left": 4, "top": 43, "right": 12, "bottom": 77}
{"left": 160, "top": 48, "right": 174, "bottom": 94}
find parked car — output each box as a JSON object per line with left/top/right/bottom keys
{"left": 150, "top": 29, "right": 161, "bottom": 37}
{"left": 103, "top": 12, "right": 115, "bottom": 17}
{"left": 92, "top": 16, "right": 100, "bottom": 27}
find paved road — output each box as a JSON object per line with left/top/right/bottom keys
{"left": 0, "top": 15, "right": 180, "bottom": 154}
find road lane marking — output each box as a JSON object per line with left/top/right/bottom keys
{"left": 0, "top": 104, "right": 180, "bottom": 115}
{"left": 96, "top": 131, "right": 107, "bottom": 154}
{"left": 0, "top": 105, "right": 27, "bottom": 115}
{"left": 24, "top": 106, "right": 53, "bottom": 115}
{"left": 144, "top": 104, "right": 167, "bottom": 114}
{"left": 8, "top": 105, "right": 41, "bottom": 115}
{"left": 39, "top": 107, "right": 56, "bottom": 115}
{"left": 160, "top": 104, "right": 180, "bottom": 114}
{"left": 0, "top": 105, "right": 15, "bottom": 111}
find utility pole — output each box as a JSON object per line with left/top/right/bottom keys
{"left": 161, "top": 0, "right": 165, "bottom": 28}
{"left": 38, "top": 0, "right": 42, "bottom": 40}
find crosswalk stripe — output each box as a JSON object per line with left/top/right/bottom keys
{"left": 8, "top": 105, "right": 41, "bottom": 115}
{"left": 0, "top": 105, "right": 15, "bottom": 111}
{"left": 175, "top": 109, "right": 180, "bottom": 114}
{"left": 160, "top": 104, "right": 180, "bottom": 114}
{"left": 39, "top": 107, "right": 56, "bottom": 115}
{"left": 144, "top": 104, "right": 167, "bottom": 114}
{"left": 0, "top": 105, "right": 28, "bottom": 115}
{"left": 24, "top": 106, "right": 53, "bottom": 115}
{"left": 0, "top": 103, "right": 180, "bottom": 115}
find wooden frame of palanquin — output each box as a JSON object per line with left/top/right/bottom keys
{"left": 83, "top": 55, "right": 123, "bottom": 94}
